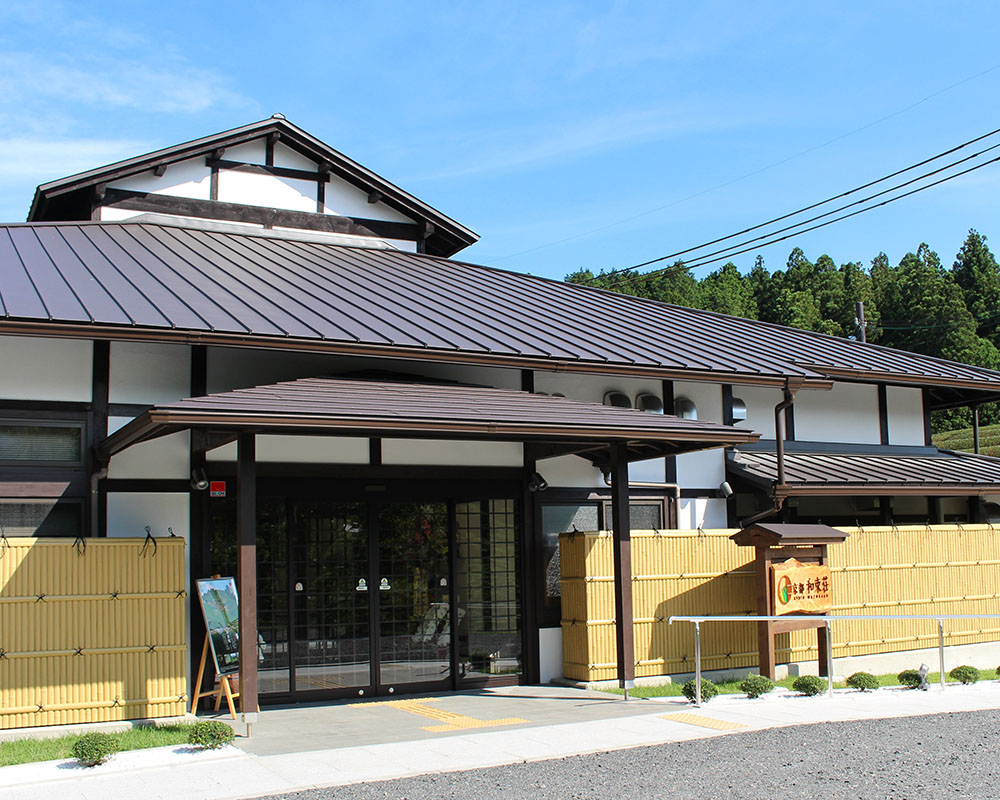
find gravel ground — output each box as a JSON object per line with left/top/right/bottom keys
{"left": 249, "top": 709, "right": 1000, "bottom": 800}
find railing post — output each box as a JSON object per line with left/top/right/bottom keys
{"left": 938, "top": 619, "right": 946, "bottom": 691}
{"left": 825, "top": 620, "right": 834, "bottom": 697}
{"left": 694, "top": 620, "right": 702, "bottom": 707}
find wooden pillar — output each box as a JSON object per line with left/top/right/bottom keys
{"left": 755, "top": 547, "right": 776, "bottom": 679}
{"left": 609, "top": 442, "right": 634, "bottom": 690}
{"left": 237, "top": 433, "right": 258, "bottom": 719}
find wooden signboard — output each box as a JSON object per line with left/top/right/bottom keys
{"left": 772, "top": 558, "right": 832, "bottom": 614}
{"left": 731, "top": 523, "right": 848, "bottom": 680}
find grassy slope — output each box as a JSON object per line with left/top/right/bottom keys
{"left": 933, "top": 424, "right": 1000, "bottom": 457}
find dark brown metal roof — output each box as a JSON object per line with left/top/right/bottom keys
{"left": 731, "top": 523, "right": 849, "bottom": 546}
{"left": 728, "top": 446, "right": 1000, "bottom": 495}
{"left": 27, "top": 117, "right": 477, "bottom": 257}
{"left": 97, "top": 376, "right": 759, "bottom": 463}
{"left": 4, "top": 220, "right": 1000, "bottom": 399}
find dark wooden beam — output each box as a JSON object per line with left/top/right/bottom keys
{"left": 878, "top": 385, "right": 889, "bottom": 446}
{"left": 721, "top": 384, "right": 734, "bottom": 426}
{"left": 90, "top": 341, "right": 110, "bottom": 536}
{"left": 521, "top": 370, "right": 534, "bottom": 394}
{"left": 101, "top": 189, "right": 422, "bottom": 242}
{"left": 369, "top": 437, "right": 382, "bottom": 466}
{"left": 609, "top": 441, "right": 635, "bottom": 692}
{"left": 662, "top": 380, "right": 677, "bottom": 484}
{"left": 153, "top": 164, "right": 167, "bottom": 178}
{"left": 922, "top": 388, "right": 933, "bottom": 446}
{"left": 973, "top": 405, "right": 981, "bottom": 454}
{"left": 206, "top": 158, "right": 330, "bottom": 184}
{"left": 236, "top": 433, "right": 258, "bottom": 719}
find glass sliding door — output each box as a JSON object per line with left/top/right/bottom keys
{"left": 454, "top": 499, "right": 521, "bottom": 683}
{"left": 291, "top": 501, "right": 371, "bottom": 693}
{"left": 376, "top": 502, "right": 452, "bottom": 690}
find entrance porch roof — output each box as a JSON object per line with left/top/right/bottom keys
{"left": 97, "top": 376, "right": 759, "bottom": 466}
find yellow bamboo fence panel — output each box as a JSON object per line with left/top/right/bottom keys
{"left": 561, "top": 525, "right": 1000, "bottom": 682}
{"left": 0, "top": 537, "right": 187, "bottom": 730}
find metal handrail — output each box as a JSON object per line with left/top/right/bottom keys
{"left": 668, "top": 614, "right": 1000, "bottom": 706}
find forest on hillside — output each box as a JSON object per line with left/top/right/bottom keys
{"left": 565, "top": 230, "right": 1000, "bottom": 432}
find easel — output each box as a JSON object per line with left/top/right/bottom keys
{"left": 731, "top": 523, "right": 849, "bottom": 680}
{"left": 191, "top": 634, "right": 244, "bottom": 719}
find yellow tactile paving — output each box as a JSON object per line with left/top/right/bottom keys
{"left": 659, "top": 712, "right": 748, "bottom": 731}
{"left": 348, "top": 697, "right": 529, "bottom": 732}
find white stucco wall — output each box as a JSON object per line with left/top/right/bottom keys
{"left": 673, "top": 381, "right": 725, "bottom": 490}
{"left": 794, "top": 382, "right": 880, "bottom": 444}
{"left": 206, "top": 435, "right": 370, "bottom": 463}
{"left": 732, "top": 385, "right": 783, "bottom": 439}
{"left": 108, "top": 416, "right": 189, "bottom": 478}
{"left": 533, "top": 372, "right": 667, "bottom": 487}
{"left": 677, "top": 497, "right": 728, "bottom": 529}
{"left": 0, "top": 336, "right": 93, "bottom": 401}
{"left": 218, "top": 169, "right": 318, "bottom": 213}
{"left": 108, "top": 157, "right": 212, "bottom": 199}
{"left": 109, "top": 342, "right": 190, "bottom": 404}
{"left": 887, "top": 386, "right": 926, "bottom": 445}
{"left": 382, "top": 439, "right": 523, "bottom": 467}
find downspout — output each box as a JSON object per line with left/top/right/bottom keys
{"left": 90, "top": 461, "right": 109, "bottom": 537}
{"left": 739, "top": 381, "right": 799, "bottom": 527}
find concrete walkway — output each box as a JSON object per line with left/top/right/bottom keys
{"left": 3, "top": 682, "right": 1000, "bottom": 800}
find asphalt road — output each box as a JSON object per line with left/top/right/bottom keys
{"left": 250, "top": 708, "right": 1000, "bottom": 799}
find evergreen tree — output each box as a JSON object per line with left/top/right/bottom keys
{"left": 696, "top": 262, "right": 757, "bottom": 317}
{"left": 951, "top": 229, "right": 1000, "bottom": 345}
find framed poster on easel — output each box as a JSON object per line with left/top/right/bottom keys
{"left": 196, "top": 577, "right": 241, "bottom": 675}
{"left": 192, "top": 577, "right": 245, "bottom": 718}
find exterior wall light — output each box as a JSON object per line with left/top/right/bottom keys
{"left": 190, "top": 468, "right": 209, "bottom": 491}
{"left": 527, "top": 472, "right": 549, "bottom": 493}
{"left": 717, "top": 481, "right": 734, "bottom": 498}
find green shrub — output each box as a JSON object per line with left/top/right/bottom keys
{"left": 187, "top": 720, "right": 235, "bottom": 750}
{"left": 71, "top": 732, "right": 117, "bottom": 767}
{"left": 681, "top": 678, "right": 718, "bottom": 703}
{"left": 739, "top": 674, "right": 774, "bottom": 698}
{"left": 949, "top": 665, "right": 980, "bottom": 685}
{"left": 897, "top": 669, "right": 922, "bottom": 688}
{"left": 846, "top": 671, "right": 880, "bottom": 692}
{"left": 792, "top": 675, "right": 827, "bottom": 696}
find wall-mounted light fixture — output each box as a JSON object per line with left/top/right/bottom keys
{"left": 190, "top": 468, "right": 209, "bottom": 491}
{"left": 717, "top": 481, "right": 734, "bottom": 499}
{"left": 527, "top": 472, "right": 549, "bottom": 492}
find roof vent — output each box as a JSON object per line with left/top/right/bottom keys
{"left": 603, "top": 391, "right": 632, "bottom": 409}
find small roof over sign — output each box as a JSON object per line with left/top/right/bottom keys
{"left": 730, "top": 523, "right": 849, "bottom": 547}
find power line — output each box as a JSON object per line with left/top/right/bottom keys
{"left": 578, "top": 125, "right": 1000, "bottom": 285}
{"left": 598, "top": 136, "right": 1000, "bottom": 286}
{"left": 487, "top": 61, "right": 1000, "bottom": 264}
{"left": 600, "top": 149, "right": 1000, "bottom": 290}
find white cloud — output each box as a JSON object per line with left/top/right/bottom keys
{"left": 0, "top": 137, "right": 149, "bottom": 183}
{"left": 0, "top": 52, "right": 248, "bottom": 114}
{"left": 412, "top": 105, "right": 749, "bottom": 182}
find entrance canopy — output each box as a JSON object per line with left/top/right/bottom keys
{"left": 98, "top": 376, "right": 759, "bottom": 464}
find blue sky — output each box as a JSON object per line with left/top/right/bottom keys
{"left": 3, "top": 1, "right": 1000, "bottom": 281}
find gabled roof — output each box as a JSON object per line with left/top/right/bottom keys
{"left": 98, "top": 376, "right": 759, "bottom": 465}
{"left": 727, "top": 444, "right": 1000, "bottom": 495}
{"left": 27, "top": 116, "right": 478, "bottom": 257}
{"left": 3, "top": 220, "right": 1000, "bottom": 405}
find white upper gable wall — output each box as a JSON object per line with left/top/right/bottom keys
{"left": 108, "top": 158, "right": 211, "bottom": 199}
{"left": 99, "top": 134, "right": 415, "bottom": 228}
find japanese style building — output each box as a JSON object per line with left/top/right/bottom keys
{"left": 4, "top": 116, "right": 1000, "bottom": 714}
